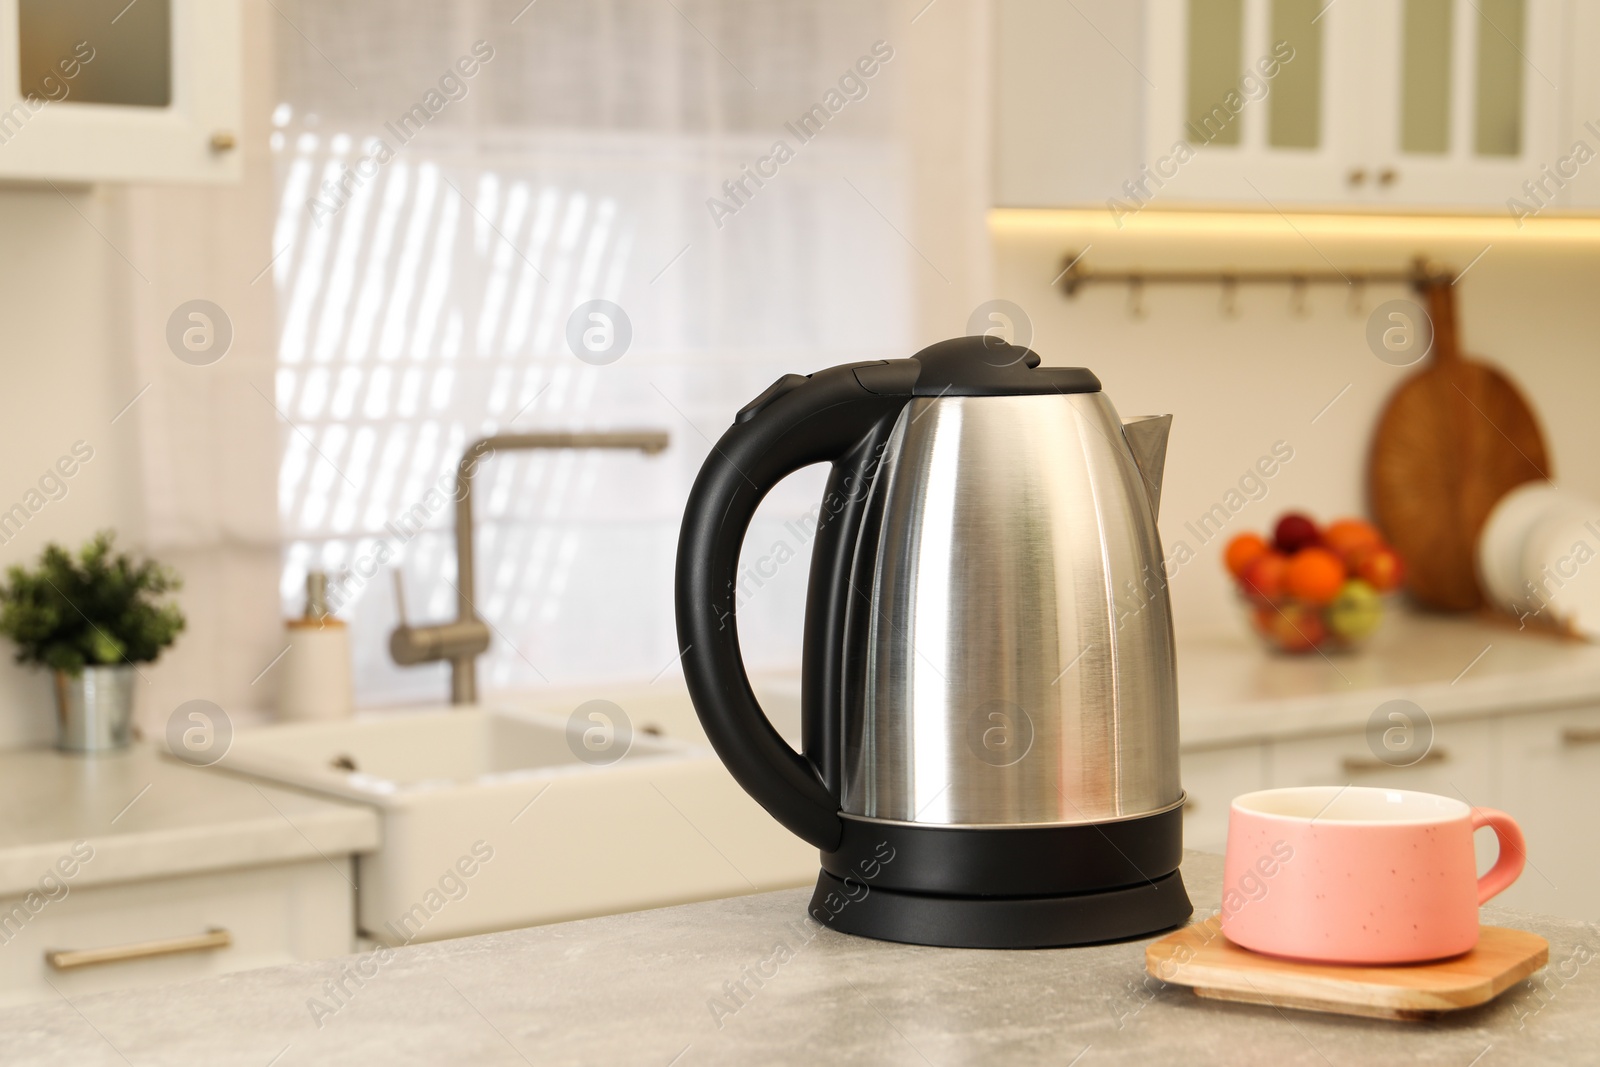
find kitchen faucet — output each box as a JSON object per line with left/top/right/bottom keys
{"left": 388, "top": 430, "right": 671, "bottom": 704}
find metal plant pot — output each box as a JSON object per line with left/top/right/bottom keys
{"left": 54, "top": 666, "right": 136, "bottom": 753}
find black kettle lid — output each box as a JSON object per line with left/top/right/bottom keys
{"left": 854, "top": 336, "right": 1101, "bottom": 397}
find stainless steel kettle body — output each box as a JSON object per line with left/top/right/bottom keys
{"left": 676, "top": 338, "right": 1192, "bottom": 948}
{"left": 841, "top": 392, "right": 1181, "bottom": 827}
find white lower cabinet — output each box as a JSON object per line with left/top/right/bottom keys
{"left": 1267, "top": 718, "right": 1501, "bottom": 876}
{"left": 1493, "top": 706, "right": 1600, "bottom": 923}
{"left": 1265, "top": 718, "right": 1495, "bottom": 802}
{"left": 1180, "top": 745, "right": 1267, "bottom": 854}
{"left": 0, "top": 858, "right": 355, "bottom": 1007}
{"left": 1180, "top": 709, "right": 1600, "bottom": 922}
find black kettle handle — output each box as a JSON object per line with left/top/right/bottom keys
{"left": 675, "top": 362, "right": 912, "bottom": 851}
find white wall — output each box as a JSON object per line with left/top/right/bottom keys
{"left": 0, "top": 0, "right": 282, "bottom": 748}
{"left": 112, "top": 0, "right": 283, "bottom": 739}
{"left": 0, "top": 186, "right": 148, "bottom": 745}
{"left": 899, "top": 0, "right": 994, "bottom": 345}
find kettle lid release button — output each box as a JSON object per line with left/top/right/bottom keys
{"left": 736, "top": 374, "right": 812, "bottom": 424}
{"left": 853, "top": 360, "right": 920, "bottom": 396}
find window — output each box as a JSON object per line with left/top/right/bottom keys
{"left": 270, "top": 0, "right": 911, "bottom": 704}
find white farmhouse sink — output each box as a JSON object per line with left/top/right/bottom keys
{"left": 211, "top": 680, "right": 815, "bottom": 945}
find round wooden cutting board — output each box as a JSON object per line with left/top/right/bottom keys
{"left": 1368, "top": 270, "right": 1550, "bottom": 612}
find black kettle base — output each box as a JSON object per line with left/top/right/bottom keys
{"left": 806, "top": 868, "right": 1193, "bottom": 950}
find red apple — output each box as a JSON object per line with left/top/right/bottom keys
{"left": 1354, "top": 545, "right": 1405, "bottom": 593}
{"left": 1241, "top": 552, "right": 1290, "bottom": 602}
{"left": 1254, "top": 602, "right": 1327, "bottom": 653}
{"left": 1273, "top": 512, "right": 1321, "bottom": 554}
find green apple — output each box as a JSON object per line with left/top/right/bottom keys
{"left": 1327, "top": 579, "right": 1382, "bottom": 641}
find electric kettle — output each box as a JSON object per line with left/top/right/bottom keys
{"left": 675, "top": 337, "right": 1190, "bottom": 948}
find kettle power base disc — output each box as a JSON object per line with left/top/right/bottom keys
{"left": 807, "top": 869, "right": 1193, "bottom": 950}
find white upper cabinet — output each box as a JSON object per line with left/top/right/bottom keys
{"left": 0, "top": 0, "right": 241, "bottom": 184}
{"left": 1142, "top": 0, "right": 1367, "bottom": 205}
{"left": 995, "top": 0, "right": 1571, "bottom": 211}
{"left": 1358, "top": 0, "right": 1564, "bottom": 207}
{"left": 993, "top": 0, "right": 1148, "bottom": 209}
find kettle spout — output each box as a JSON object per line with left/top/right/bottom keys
{"left": 1121, "top": 415, "right": 1172, "bottom": 521}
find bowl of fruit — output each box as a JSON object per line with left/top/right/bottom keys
{"left": 1224, "top": 513, "right": 1405, "bottom": 655}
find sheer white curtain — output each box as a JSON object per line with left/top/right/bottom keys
{"left": 268, "top": 0, "right": 919, "bottom": 703}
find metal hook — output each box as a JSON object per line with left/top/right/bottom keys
{"left": 1290, "top": 276, "right": 1309, "bottom": 318}
{"left": 1219, "top": 275, "right": 1239, "bottom": 318}
{"left": 1347, "top": 276, "right": 1367, "bottom": 317}
{"left": 391, "top": 568, "right": 410, "bottom": 626}
{"left": 1057, "top": 249, "right": 1089, "bottom": 296}
{"left": 1126, "top": 277, "right": 1147, "bottom": 320}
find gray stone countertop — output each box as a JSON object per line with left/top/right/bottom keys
{"left": 1, "top": 851, "right": 1596, "bottom": 1066}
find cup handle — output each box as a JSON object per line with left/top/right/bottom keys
{"left": 1471, "top": 807, "right": 1527, "bottom": 905}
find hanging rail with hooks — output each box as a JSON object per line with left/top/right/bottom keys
{"left": 1055, "top": 252, "right": 1455, "bottom": 306}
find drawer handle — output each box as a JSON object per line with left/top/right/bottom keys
{"left": 1562, "top": 727, "right": 1600, "bottom": 746}
{"left": 45, "top": 927, "right": 231, "bottom": 971}
{"left": 1341, "top": 748, "right": 1449, "bottom": 775}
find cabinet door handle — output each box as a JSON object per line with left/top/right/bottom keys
{"left": 1341, "top": 748, "right": 1449, "bottom": 775}
{"left": 1377, "top": 167, "right": 1398, "bottom": 186}
{"left": 45, "top": 927, "right": 231, "bottom": 971}
{"left": 1561, "top": 727, "right": 1600, "bottom": 746}
{"left": 1347, "top": 167, "right": 1367, "bottom": 186}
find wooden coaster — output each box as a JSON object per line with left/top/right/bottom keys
{"left": 1146, "top": 916, "right": 1549, "bottom": 1021}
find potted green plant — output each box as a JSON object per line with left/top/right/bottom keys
{"left": 0, "top": 532, "right": 185, "bottom": 752}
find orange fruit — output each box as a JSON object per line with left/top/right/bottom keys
{"left": 1285, "top": 547, "right": 1346, "bottom": 605}
{"left": 1224, "top": 533, "right": 1271, "bottom": 579}
{"left": 1323, "top": 518, "right": 1383, "bottom": 565}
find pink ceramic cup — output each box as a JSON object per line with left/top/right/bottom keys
{"left": 1219, "top": 786, "right": 1526, "bottom": 964}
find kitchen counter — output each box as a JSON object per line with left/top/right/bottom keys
{"left": 1178, "top": 610, "right": 1600, "bottom": 748}
{"left": 0, "top": 744, "right": 379, "bottom": 895}
{"left": 2, "top": 851, "right": 1594, "bottom": 1066}
{"left": 490, "top": 616, "right": 1600, "bottom": 754}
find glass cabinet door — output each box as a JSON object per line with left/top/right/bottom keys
{"left": 18, "top": 0, "right": 173, "bottom": 108}
{"left": 1472, "top": 0, "right": 1528, "bottom": 158}
{"left": 1398, "top": 0, "right": 1454, "bottom": 155}
{"left": 1145, "top": 0, "right": 1359, "bottom": 203}
{"left": 1373, "top": 0, "right": 1562, "bottom": 206}
{"left": 1397, "top": 0, "right": 1529, "bottom": 159}
{"left": 0, "top": 0, "right": 240, "bottom": 183}
{"left": 1182, "top": 0, "right": 1326, "bottom": 150}
{"left": 1183, "top": 0, "right": 1246, "bottom": 148}
{"left": 1263, "top": 0, "right": 1324, "bottom": 150}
